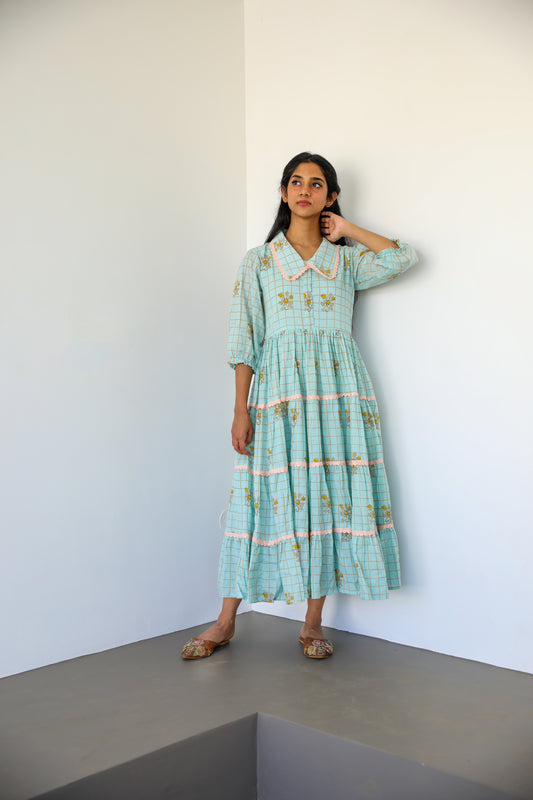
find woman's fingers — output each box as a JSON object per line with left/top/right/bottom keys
{"left": 233, "top": 440, "right": 250, "bottom": 455}
{"left": 322, "top": 214, "right": 340, "bottom": 241}
{"left": 321, "top": 212, "right": 332, "bottom": 237}
{"left": 232, "top": 425, "right": 254, "bottom": 454}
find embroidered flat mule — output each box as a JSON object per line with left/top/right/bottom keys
{"left": 181, "top": 637, "right": 231, "bottom": 659}
{"left": 299, "top": 636, "right": 334, "bottom": 659}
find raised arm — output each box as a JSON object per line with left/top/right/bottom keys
{"left": 321, "top": 213, "right": 399, "bottom": 252}
{"left": 321, "top": 211, "right": 419, "bottom": 290}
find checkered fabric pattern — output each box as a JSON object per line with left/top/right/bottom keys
{"left": 219, "top": 231, "right": 418, "bottom": 604}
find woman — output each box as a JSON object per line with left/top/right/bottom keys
{"left": 182, "top": 152, "right": 419, "bottom": 660}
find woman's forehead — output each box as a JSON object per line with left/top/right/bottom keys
{"left": 290, "top": 162, "right": 326, "bottom": 180}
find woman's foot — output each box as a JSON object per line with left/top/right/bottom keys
{"left": 194, "top": 619, "right": 235, "bottom": 644}
{"left": 299, "top": 619, "right": 333, "bottom": 658}
{"left": 299, "top": 621, "right": 324, "bottom": 640}
{"left": 181, "top": 618, "right": 236, "bottom": 659}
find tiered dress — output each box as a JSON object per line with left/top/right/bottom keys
{"left": 217, "top": 230, "right": 418, "bottom": 604}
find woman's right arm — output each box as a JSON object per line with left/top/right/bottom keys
{"left": 232, "top": 363, "right": 254, "bottom": 455}
{"left": 227, "top": 249, "right": 265, "bottom": 455}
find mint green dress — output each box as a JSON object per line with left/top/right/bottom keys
{"left": 217, "top": 230, "right": 418, "bottom": 604}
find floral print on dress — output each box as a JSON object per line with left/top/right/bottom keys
{"left": 339, "top": 409, "right": 351, "bottom": 426}
{"left": 289, "top": 407, "right": 299, "bottom": 426}
{"left": 339, "top": 503, "right": 351, "bottom": 522}
{"left": 278, "top": 291, "right": 294, "bottom": 309}
{"left": 321, "top": 495, "right": 332, "bottom": 512}
{"left": 233, "top": 280, "right": 240, "bottom": 296}
{"left": 274, "top": 401, "right": 289, "bottom": 419}
{"left": 260, "top": 254, "right": 272, "bottom": 270}
{"left": 320, "top": 293, "right": 335, "bottom": 311}
{"left": 351, "top": 454, "right": 363, "bottom": 473}
{"left": 294, "top": 493, "right": 306, "bottom": 512}
{"left": 311, "top": 457, "right": 332, "bottom": 473}
{"left": 362, "top": 411, "right": 380, "bottom": 429}
{"left": 303, "top": 292, "right": 313, "bottom": 311}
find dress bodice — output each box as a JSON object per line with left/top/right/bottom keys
{"left": 227, "top": 230, "right": 418, "bottom": 373}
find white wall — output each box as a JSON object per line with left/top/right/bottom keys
{"left": 244, "top": 0, "right": 533, "bottom": 672}
{"left": 0, "top": 0, "right": 247, "bottom": 678}
{"left": 2, "top": 0, "right": 531, "bottom": 679}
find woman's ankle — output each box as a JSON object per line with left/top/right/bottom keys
{"left": 304, "top": 617, "right": 322, "bottom": 626}
{"left": 217, "top": 616, "right": 236, "bottom": 629}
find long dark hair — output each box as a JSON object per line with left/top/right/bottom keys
{"left": 265, "top": 152, "right": 347, "bottom": 245}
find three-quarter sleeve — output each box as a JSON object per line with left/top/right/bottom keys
{"left": 227, "top": 249, "right": 265, "bottom": 373}
{"left": 350, "top": 239, "right": 419, "bottom": 290}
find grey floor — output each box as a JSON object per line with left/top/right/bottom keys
{"left": 1, "top": 611, "right": 532, "bottom": 799}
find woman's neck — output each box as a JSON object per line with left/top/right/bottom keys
{"left": 285, "top": 217, "right": 323, "bottom": 248}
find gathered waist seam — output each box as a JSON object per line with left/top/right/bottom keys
{"left": 264, "top": 328, "right": 353, "bottom": 341}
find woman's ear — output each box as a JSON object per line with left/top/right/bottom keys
{"left": 280, "top": 185, "right": 288, "bottom": 203}
{"left": 325, "top": 191, "right": 338, "bottom": 208}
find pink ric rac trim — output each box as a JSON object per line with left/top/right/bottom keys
{"left": 235, "top": 458, "right": 383, "bottom": 476}
{"left": 270, "top": 242, "right": 340, "bottom": 281}
{"left": 248, "top": 390, "right": 376, "bottom": 409}
{"left": 224, "top": 525, "right": 394, "bottom": 546}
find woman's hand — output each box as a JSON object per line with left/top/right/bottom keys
{"left": 320, "top": 211, "right": 348, "bottom": 242}
{"left": 232, "top": 408, "right": 254, "bottom": 455}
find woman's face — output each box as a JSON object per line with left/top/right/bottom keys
{"left": 280, "top": 162, "right": 337, "bottom": 218}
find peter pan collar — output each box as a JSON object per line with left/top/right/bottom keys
{"left": 269, "top": 231, "right": 340, "bottom": 281}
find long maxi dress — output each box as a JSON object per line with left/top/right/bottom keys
{"left": 217, "top": 230, "right": 418, "bottom": 604}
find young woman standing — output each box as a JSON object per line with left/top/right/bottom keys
{"left": 182, "top": 152, "right": 418, "bottom": 660}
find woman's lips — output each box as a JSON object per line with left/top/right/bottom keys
{"left": 297, "top": 201, "right": 311, "bottom": 206}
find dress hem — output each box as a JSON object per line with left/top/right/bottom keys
{"left": 217, "top": 584, "right": 401, "bottom": 605}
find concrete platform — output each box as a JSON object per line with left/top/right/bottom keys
{"left": 0, "top": 611, "right": 532, "bottom": 798}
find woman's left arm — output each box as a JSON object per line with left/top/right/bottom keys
{"left": 321, "top": 211, "right": 419, "bottom": 290}
{"left": 321, "top": 213, "right": 398, "bottom": 253}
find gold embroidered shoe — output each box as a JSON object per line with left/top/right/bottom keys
{"left": 181, "top": 637, "right": 231, "bottom": 659}
{"left": 299, "top": 636, "right": 334, "bottom": 659}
